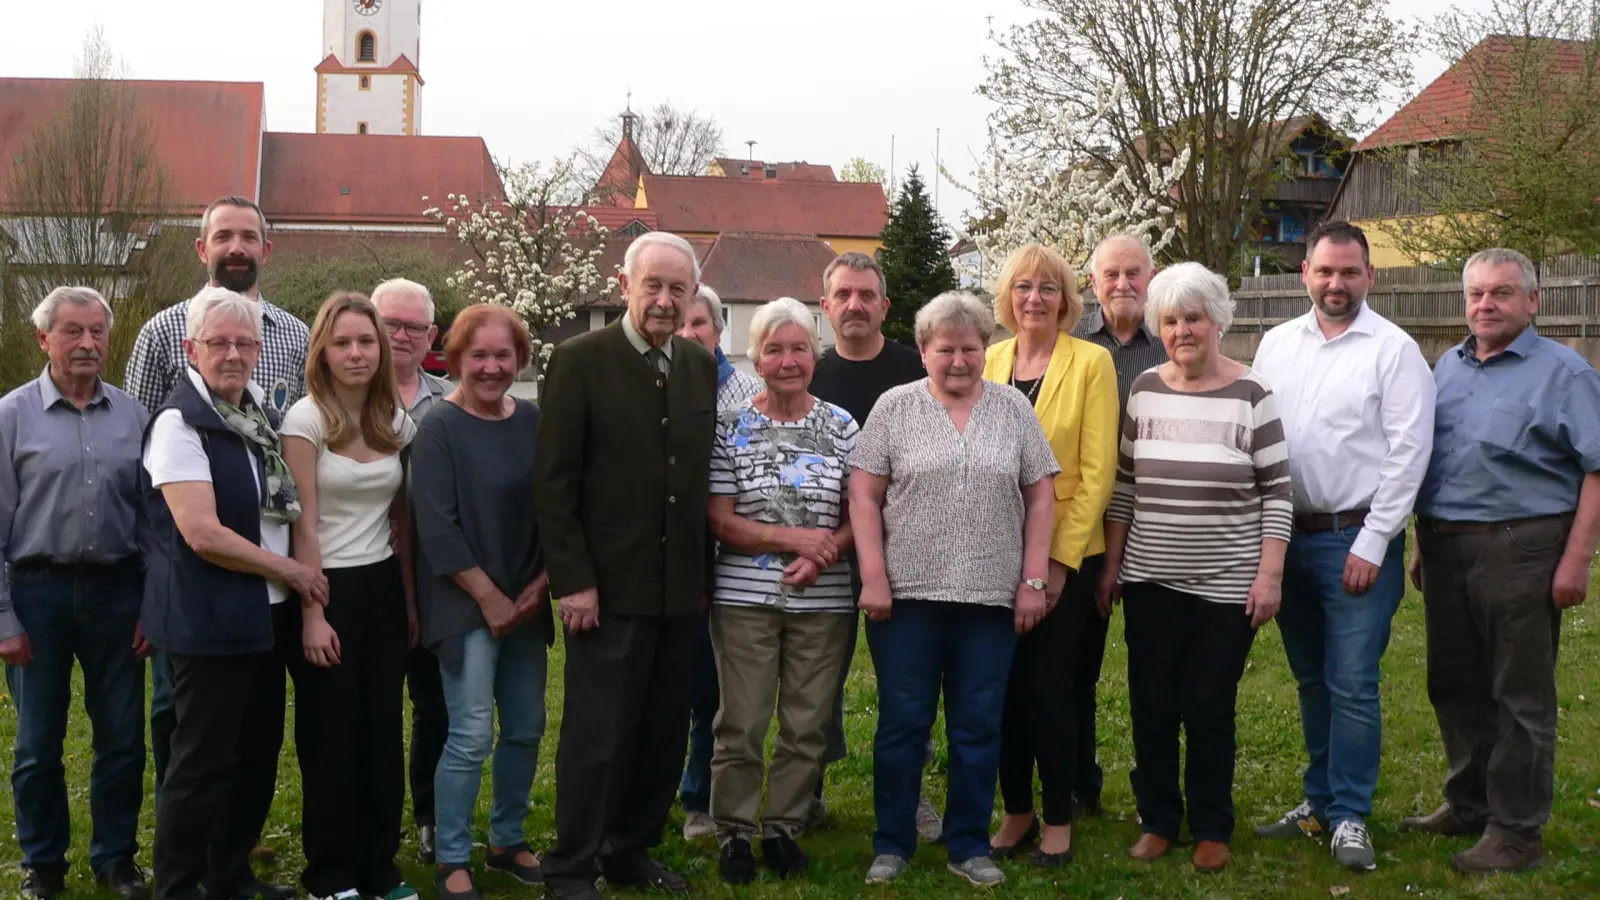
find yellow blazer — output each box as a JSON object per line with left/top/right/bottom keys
{"left": 985, "top": 332, "right": 1120, "bottom": 570}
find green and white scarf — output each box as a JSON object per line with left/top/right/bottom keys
{"left": 213, "top": 395, "right": 301, "bottom": 524}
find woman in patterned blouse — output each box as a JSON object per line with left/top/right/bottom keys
{"left": 704, "top": 298, "right": 859, "bottom": 884}
{"left": 1096, "top": 262, "right": 1292, "bottom": 873}
{"left": 849, "top": 292, "right": 1060, "bottom": 889}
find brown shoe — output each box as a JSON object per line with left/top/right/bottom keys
{"left": 248, "top": 843, "right": 277, "bottom": 864}
{"left": 1450, "top": 833, "right": 1546, "bottom": 874}
{"left": 1128, "top": 833, "right": 1172, "bottom": 861}
{"left": 1192, "top": 840, "right": 1230, "bottom": 873}
{"left": 1401, "top": 803, "right": 1487, "bottom": 837}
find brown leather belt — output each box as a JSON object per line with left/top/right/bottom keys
{"left": 1293, "top": 509, "right": 1369, "bottom": 533}
{"left": 1420, "top": 514, "right": 1563, "bottom": 535}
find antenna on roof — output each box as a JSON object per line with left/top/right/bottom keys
{"left": 746, "top": 140, "right": 757, "bottom": 164}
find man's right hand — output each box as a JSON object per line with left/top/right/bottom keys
{"left": 558, "top": 587, "right": 600, "bottom": 633}
{"left": 1408, "top": 547, "right": 1423, "bottom": 591}
{"left": 786, "top": 529, "right": 839, "bottom": 569}
{"left": 480, "top": 592, "right": 519, "bottom": 638}
{"left": 0, "top": 633, "right": 31, "bottom": 666}
{"left": 284, "top": 562, "right": 331, "bottom": 607}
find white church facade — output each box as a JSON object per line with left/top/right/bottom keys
{"left": 315, "top": 0, "right": 423, "bottom": 136}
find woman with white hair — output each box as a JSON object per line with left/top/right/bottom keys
{"left": 850, "top": 292, "right": 1059, "bottom": 889}
{"left": 141, "top": 287, "right": 329, "bottom": 900}
{"left": 1096, "top": 261, "right": 1292, "bottom": 873}
{"left": 704, "top": 297, "right": 858, "bottom": 884}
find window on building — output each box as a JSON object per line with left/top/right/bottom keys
{"left": 359, "top": 75, "right": 371, "bottom": 90}
{"left": 616, "top": 220, "right": 650, "bottom": 238}
{"left": 358, "top": 122, "right": 369, "bottom": 135}
{"left": 358, "top": 32, "right": 376, "bottom": 62}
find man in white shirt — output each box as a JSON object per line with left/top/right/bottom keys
{"left": 1250, "top": 222, "right": 1435, "bottom": 873}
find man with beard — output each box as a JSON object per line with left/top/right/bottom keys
{"left": 807, "top": 252, "right": 934, "bottom": 837}
{"left": 0, "top": 288, "right": 151, "bottom": 900}
{"left": 1074, "top": 233, "right": 1168, "bottom": 817}
{"left": 1250, "top": 221, "right": 1434, "bottom": 872}
{"left": 124, "top": 196, "right": 308, "bottom": 896}
{"left": 536, "top": 232, "right": 718, "bottom": 900}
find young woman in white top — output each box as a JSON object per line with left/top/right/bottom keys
{"left": 281, "top": 292, "right": 418, "bottom": 900}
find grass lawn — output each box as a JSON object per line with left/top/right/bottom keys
{"left": 2, "top": 571, "right": 1597, "bottom": 899}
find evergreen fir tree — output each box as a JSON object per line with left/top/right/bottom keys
{"left": 877, "top": 166, "right": 958, "bottom": 345}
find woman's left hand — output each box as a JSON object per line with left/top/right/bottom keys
{"left": 1014, "top": 582, "right": 1047, "bottom": 633}
{"left": 1245, "top": 574, "right": 1282, "bottom": 629}
{"left": 513, "top": 570, "right": 551, "bottom": 625}
{"left": 405, "top": 603, "right": 420, "bottom": 650}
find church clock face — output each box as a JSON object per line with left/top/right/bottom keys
{"left": 354, "top": 0, "right": 381, "bottom": 15}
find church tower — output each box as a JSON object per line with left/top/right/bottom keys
{"left": 316, "top": 0, "right": 422, "bottom": 135}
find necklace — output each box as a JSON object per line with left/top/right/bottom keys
{"left": 1011, "top": 369, "right": 1044, "bottom": 404}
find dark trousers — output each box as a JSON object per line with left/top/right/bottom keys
{"left": 678, "top": 610, "right": 718, "bottom": 814}
{"left": 1417, "top": 515, "right": 1566, "bottom": 841}
{"left": 1074, "top": 555, "right": 1110, "bottom": 801}
{"left": 288, "top": 559, "right": 408, "bottom": 896}
{"left": 866, "top": 599, "right": 1016, "bottom": 865}
{"left": 406, "top": 643, "right": 447, "bottom": 827}
{"left": 153, "top": 602, "right": 293, "bottom": 900}
{"left": 541, "top": 612, "right": 698, "bottom": 891}
{"left": 1123, "top": 582, "right": 1257, "bottom": 844}
{"left": 999, "top": 568, "right": 1090, "bottom": 825}
{"left": 150, "top": 650, "right": 175, "bottom": 800}
{"left": 4, "top": 560, "right": 145, "bottom": 873}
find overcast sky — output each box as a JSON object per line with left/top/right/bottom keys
{"left": 0, "top": 0, "right": 1487, "bottom": 228}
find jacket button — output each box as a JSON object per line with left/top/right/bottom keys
{"left": 656, "top": 378, "right": 665, "bottom": 388}
{"left": 661, "top": 535, "right": 667, "bottom": 544}
{"left": 668, "top": 495, "right": 677, "bottom": 504}
{"left": 668, "top": 456, "right": 676, "bottom": 465}
{"left": 661, "top": 417, "right": 668, "bottom": 426}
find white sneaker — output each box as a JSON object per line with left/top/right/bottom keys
{"left": 1331, "top": 818, "right": 1378, "bottom": 872}
{"left": 948, "top": 856, "right": 1005, "bottom": 887}
{"left": 865, "top": 854, "right": 908, "bottom": 884}
{"left": 682, "top": 811, "right": 714, "bottom": 840}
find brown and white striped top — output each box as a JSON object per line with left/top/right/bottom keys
{"left": 1106, "top": 368, "right": 1293, "bottom": 604}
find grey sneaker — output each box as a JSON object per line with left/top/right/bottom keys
{"left": 865, "top": 854, "right": 908, "bottom": 884}
{"left": 1331, "top": 819, "right": 1377, "bottom": 872}
{"left": 948, "top": 856, "right": 1005, "bottom": 887}
{"left": 682, "top": 811, "right": 714, "bottom": 840}
{"left": 916, "top": 792, "right": 945, "bottom": 843}
{"left": 1255, "top": 800, "right": 1329, "bottom": 839}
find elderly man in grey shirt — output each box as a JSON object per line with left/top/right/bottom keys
{"left": 0, "top": 288, "right": 151, "bottom": 900}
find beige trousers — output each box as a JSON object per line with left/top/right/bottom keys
{"left": 709, "top": 603, "right": 854, "bottom": 842}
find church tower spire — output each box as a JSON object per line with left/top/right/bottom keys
{"left": 316, "top": 0, "right": 423, "bottom": 136}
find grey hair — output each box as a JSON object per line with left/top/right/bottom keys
{"left": 822, "top": 251, "right": 886, "bottom": 297}
{"left": 748, "top": 297, "right": 821, "bottom": 360}
{"left": 623, "top": 231, "right": 701, "bottom": 282}
{"left": 691, "top": 284, "right": 727, "bottom": 334}
{"left": 371, "top": 278, "right": 436, "bottom": 321}
{"left": 1464, "top": 248, "right": 1539, "bottom": 296}
{"left": 186, "top": 286, "right": 263, "bottom": 341}
{"left": 914, "top": 291, "right": 996, "bottom": 347}
{"left": 1089, "top": 233, "right": 1155, "bottom": 273}
{"left": 32, "top": 286, "right": 114, "bottom": 332}
{"left": 1145, "top": 262, "right": 1234, "bottom": 334}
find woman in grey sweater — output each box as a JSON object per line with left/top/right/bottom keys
{"left": 411, "top": 305, "right": 550, "bottom": 900}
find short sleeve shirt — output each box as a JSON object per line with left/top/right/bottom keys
{"left": 280, "top": 398, "right": 417, "bottom": 568}
{"left": 710, "top": 399, "right": 859, "bottom": 612}
{"left": 849, "top": 379, "right": 1060, "bottom": 607}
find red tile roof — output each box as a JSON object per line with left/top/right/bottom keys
{"left": 710, "top": 157, "right": 837, "bottom": 181}
{"left": 641, "top": 174, "right": 886, "bottom": 238}
{"left": 0, "top": 77, "right": 265, "bottom": 215}
{"left": 1356, "top": 36, "right": 1590, "bottom": 151}
{"left": 314, "top": 53, "right": 425, "bottom": 85}
{"left": 258, "top": 131, "right": 503, "bottom": 225}
{"left": 698, "top": 232, "right": 840, "bottom": 304}
{"left": 594, "top": 134, "right": 649, "bottom": 206}
{"left": 578, "top": 205, "right": 657, "bottom": 233}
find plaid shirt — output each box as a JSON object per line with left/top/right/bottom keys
{"left": 1075, "top": 306, "right": 1168, "bottom": 420}
{"left": 124, "top": 291, "right": 310, "bottom": 417}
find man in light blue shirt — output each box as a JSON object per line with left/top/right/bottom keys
{"left": 1407, "top": 248, "right": 1600, "bottom": 874}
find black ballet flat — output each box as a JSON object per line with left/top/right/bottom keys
{"left": 1032, "top": 844, "right": 1075, "bottom": 868}
{"left": 990, "top": 819, "right": 1040, "bottom": 859}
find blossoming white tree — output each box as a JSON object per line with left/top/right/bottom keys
{"left": 424, "top": 157, "right": 616, "bottom": 385}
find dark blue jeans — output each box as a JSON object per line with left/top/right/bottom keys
{"left": 679, "top": 610, "right": 718, "bottom": 814}
{"left": 1278, "top": 529, "right": 1404, "bottom": 826}
{"left": 3, "top": 560, "right": 145, "bottom": 872}
{"left": 866, "top": 599, "right": 1016, "bottom": 865}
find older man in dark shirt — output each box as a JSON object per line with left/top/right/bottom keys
{"left": 1406, "top": 248, "right": 1600, "bottom": 874}
{"left": 0, "top": 288, "right": 151, "bottom": 900}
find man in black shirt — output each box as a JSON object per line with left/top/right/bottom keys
{"left": 808, "top": 251, "right": 937, "bottom": 839}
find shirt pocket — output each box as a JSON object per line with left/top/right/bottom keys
{"left": 1476, "top": 398, "right": 1535, "bottom": 452}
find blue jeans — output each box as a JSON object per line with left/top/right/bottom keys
{"left": 866, "top": 599, "right": 1016, "bottom": 864}
{"left": 1278, "top": 528, "right": 1405, "bottom": 826}
{"left": 433, "top": 625, "right": 548, "bottom": 865}
{"left": 4, "top": 561, "right": 145, "bottom": 872}
{"left": 678, "top": 610, "right": 717, "bottom": 814}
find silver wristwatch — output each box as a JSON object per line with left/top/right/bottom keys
{"left": 1023, "top": 577, "right": 1047, "bottom": 592}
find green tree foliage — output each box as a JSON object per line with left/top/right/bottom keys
{"left": 260, "top": 238, "right": 469, "bottom": 329}
{"left": 877, "top": 166, "right": 958, "bottom": 345}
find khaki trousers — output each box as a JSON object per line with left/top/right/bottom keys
{"left": 709, "top": 603, "right": 854, "bottom": 841}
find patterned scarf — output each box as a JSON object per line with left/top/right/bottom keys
{"left": 212, "top": 394, "right": 301, "bottom": 524}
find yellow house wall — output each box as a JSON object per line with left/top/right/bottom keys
{"left": 1353, "top": 214, "right": 1473, "bottom": 268}
{"left": 821, "top": 237, "right": 881, "bottom": 256}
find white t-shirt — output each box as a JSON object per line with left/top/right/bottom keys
{"left": 142, "top": 370, "right": 292, "bottom": 605}
{"left": 280, "top": 397, "right": 416, "bottom": 568}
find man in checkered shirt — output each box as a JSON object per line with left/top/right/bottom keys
{"left": 125, "top": 195, "right": 307, "bottom": 897}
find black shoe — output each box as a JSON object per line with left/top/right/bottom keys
{"left": 484, "top": 843, "right": 541, "bottom": 886}
{"left": 1075, "top": 792, "right": 1105, "bottom": 818}
{"left": 21, "top": 866, "right": 66, "bottom": 900}
{"left": 990, "top": 819, "right": 1040, "bottom": 859}
{"left": 433, "top": 864, "right": 479, "bottom": 900}
{"left": 545, "top": 880, "right": 604, "bottom": 900}
{"left": 234, "top": 879, "right": 294, "bottom": 900}
{"left": 599, "top": 855, "right": 689, "bottom": 893}
{"left": 761, "top": 835, "right": 810, "bottom": 879}
{"left": 416, "top": 824, "right": 436, "bottom": 864}
{"left": 97, "top": 859, "right": 150, "bottom": 900}
{"left": 719, "top": 839, "right": 757, "bottom": 885}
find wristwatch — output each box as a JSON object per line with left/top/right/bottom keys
{"left": 1023, "top": 577, "right": 1047, "bottom": 592}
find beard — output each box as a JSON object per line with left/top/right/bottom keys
{"left": 211, "top": 256, "right": 260, "bottom": 293}
{"left": 1313, "top": 291, "right": 1364, "bottom": 321}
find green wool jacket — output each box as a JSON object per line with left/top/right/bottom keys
{"left": 534, "top": 322, "right": 718, "bottom": 617}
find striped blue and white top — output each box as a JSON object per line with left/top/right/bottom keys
{"left": 710, "top": 398, "right": 859, "bottom": 612}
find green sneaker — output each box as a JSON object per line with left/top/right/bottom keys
{"left": 1254, "top": 800, "right": 1329, "bottom": 839}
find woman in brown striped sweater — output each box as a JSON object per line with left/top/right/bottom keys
{"left": 1095, "top": 262, "right": 1292, "bottom": 874}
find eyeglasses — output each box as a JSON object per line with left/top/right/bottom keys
{"left": 199, "top": 337, "right": 261, "bottom": 354}
{"left": 384, "top": 320, "right": 432, "bottom": 338}
{"left": 1013, "top": 282, "right": 1063, "bottom": 300}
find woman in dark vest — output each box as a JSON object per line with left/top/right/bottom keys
{"left": 141, "top": 287, "right": 330, "bottom": 900}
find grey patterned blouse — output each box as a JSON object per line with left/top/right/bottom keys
{"left": 849, "top": 378, "right": 1060, "bottom": 607}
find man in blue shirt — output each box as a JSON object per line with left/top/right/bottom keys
{"left": 1407, "top": 248, "right": 1600, "bottom": 874}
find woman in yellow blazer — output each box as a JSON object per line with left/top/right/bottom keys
{"left": 983, "top": 244, "right": 1120, "bottom": 866}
